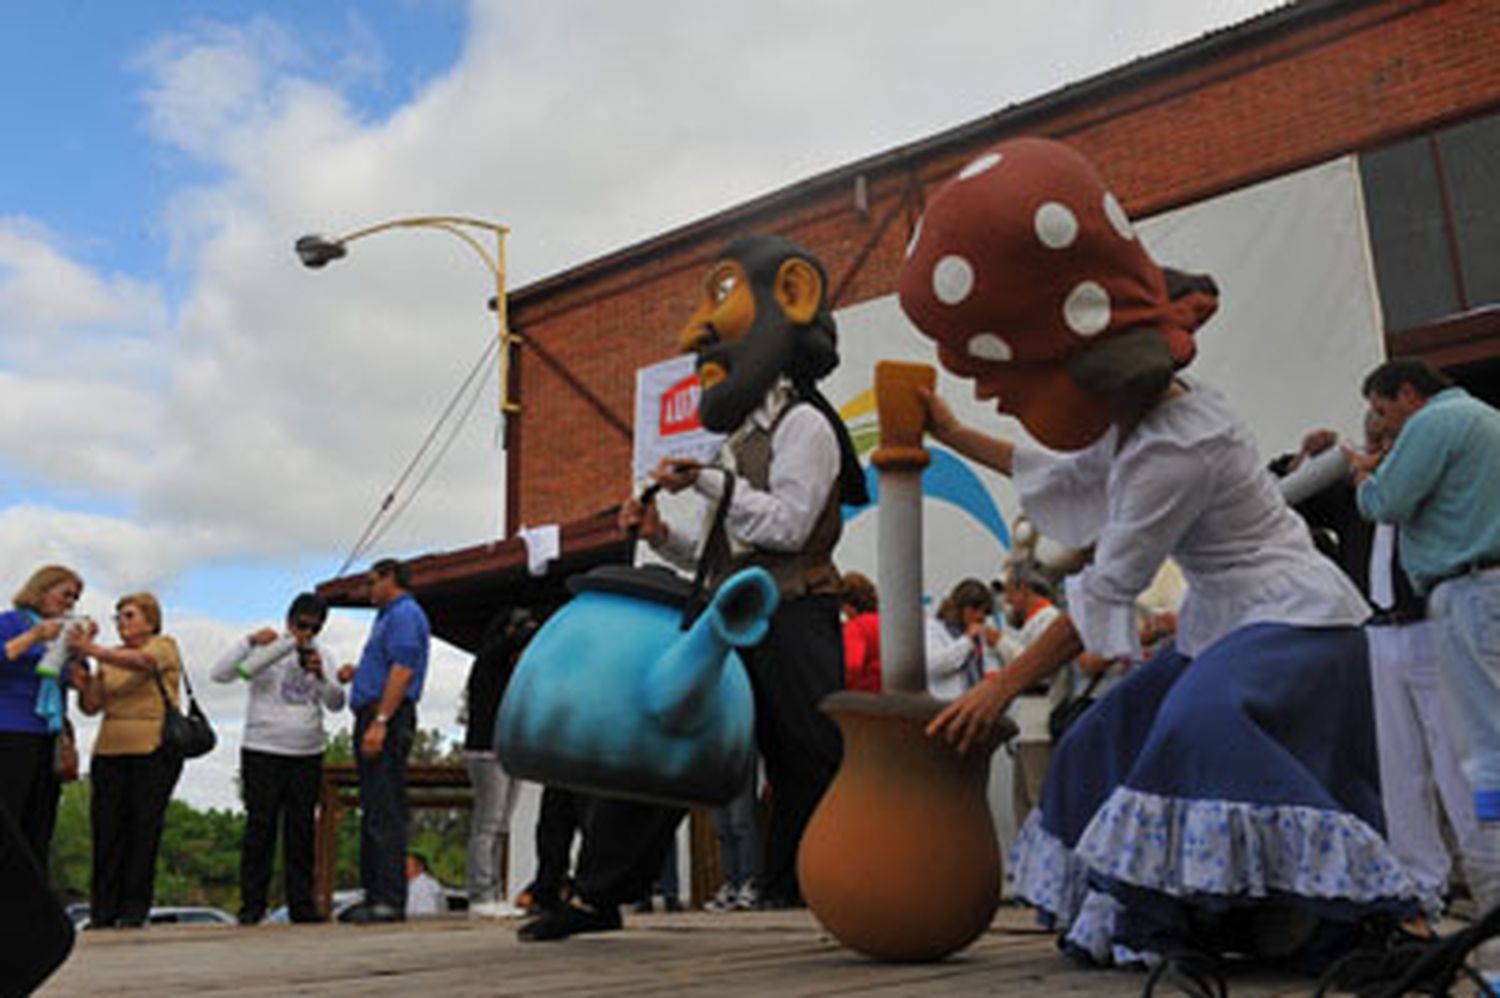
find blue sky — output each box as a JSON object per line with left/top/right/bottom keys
{"left": 1, "top": 0, "right": 1279, "bottom": 807}
{"left": 2, "top": 2, "right": 465, "bottom": 283}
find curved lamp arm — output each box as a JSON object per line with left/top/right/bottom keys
{"left": 295, "top": 215, "right": 519, "bottom": 414}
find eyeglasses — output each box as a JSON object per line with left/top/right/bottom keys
{"left": 113, "top": 609, "right": 140, "bottom": 622}
{"left": 290, "top": 618, "right": 323, "bottom": 635}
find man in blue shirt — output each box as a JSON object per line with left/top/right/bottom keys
{"left": 337, "top": 557, "right": 430, "bottom": 923}
{"left": 1352, "top": 358, "right": 1500, "bottom": 915}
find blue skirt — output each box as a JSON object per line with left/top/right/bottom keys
{"left": 1012, "top": 622, "right": 1423, "bottom": 966}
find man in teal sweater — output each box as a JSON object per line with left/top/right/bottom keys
{"left": 1352, "top": 358, "right": 1500, "bottom": 915}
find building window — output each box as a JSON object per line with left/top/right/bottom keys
{"left": 1360, "top": 110, "right": 1500, "bottom": 333}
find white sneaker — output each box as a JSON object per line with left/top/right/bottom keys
{"left": 703, "top": 883, "right": 737, "bottom": 912}
{"left": 470, "top": 899, "right": 524, "bottom": 919}
{"left": 733, "top": 883, "right": 760, "bottom": 911}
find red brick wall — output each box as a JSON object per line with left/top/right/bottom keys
{"left": 508, "top": 0, "right": 1500, "bottom": 531}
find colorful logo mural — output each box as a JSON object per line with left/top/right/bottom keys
{"left": 837, "top": 388, "right": 1011, "bottom": 552}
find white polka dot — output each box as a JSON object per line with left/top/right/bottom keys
{"left": 1103, "top": 192, "right": 1135, "bottom": 241}
{"left": 905, "top": 218, "right": 923, "bottom": 258}
{"left": 958, "top": 152, "right": 1002, "bottom": 180}
{"left": 966, "top": 334, "right": 1014, "bottom": 362}
{"left": 932, "top": 255, "right": 974, "bottom": 305}
{"left": 1064, "top": 281, "right": 1111, "bottom": 336}
{"left": 1034, "top": 202, "right": 1078, "bottom": 249}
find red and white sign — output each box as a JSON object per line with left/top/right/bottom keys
{"left": 634, "top": 355, "right": 724, "bottom": 481}
{"left": 658, "top": 375, "right": 703, "bottom": 437}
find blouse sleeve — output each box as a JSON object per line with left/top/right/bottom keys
{"left": 1011, "top": 433, "right": 1115, "bottom": 548}
{"left": 1067, "top": 439, "right": 1215, "bottom": 658}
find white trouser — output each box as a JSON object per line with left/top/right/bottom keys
{"left": 1368, "top": 622, "right": 1481, "bottom": 903}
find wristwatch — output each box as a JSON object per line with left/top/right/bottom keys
{"left": 373, "top": 712, "right": 390, "bottom": 725}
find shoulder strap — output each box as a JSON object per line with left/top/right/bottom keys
{"left": 681, "top": 469, "right": 735, "bottom": 630}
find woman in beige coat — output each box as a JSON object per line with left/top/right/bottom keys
{"left": 74, "top": 592, "right": 183, "bottom": 929}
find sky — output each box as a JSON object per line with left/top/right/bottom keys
{"left": 2, "top": 0, "right": 1282, "bottom": 808}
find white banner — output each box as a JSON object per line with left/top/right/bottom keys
{"left": 632, "top": 354, "right": 725, "bottom": 482}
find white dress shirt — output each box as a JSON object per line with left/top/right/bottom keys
{"left": 1012, "top": 379, "right": 1369, "bottom": 659}
{"left": 656, "top": 381, "right": 840, "bottom": 569}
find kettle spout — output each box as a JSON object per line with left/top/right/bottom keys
{"left": 645, "top": 568, "right": 779, "bottom": 732}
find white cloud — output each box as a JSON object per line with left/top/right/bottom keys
{"left": 4, "top": 0, "right": 1283, "bottom": 804}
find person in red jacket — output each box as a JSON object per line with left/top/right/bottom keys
{"left": 838, "top": 572, "right": 881, "bottom": 693}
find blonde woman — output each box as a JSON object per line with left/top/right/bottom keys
{"left": 74, "top": 593, "right": 184, "bottom": 929}
{"left": 0, "top": 565, "right": 87, "bottom": 867}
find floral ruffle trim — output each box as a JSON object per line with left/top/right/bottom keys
{"left": 1010, "top": 810, "right": 1090, "bottom": 928}
{"left": 1075, "top": 787, "right": 1422, "bottom": 906}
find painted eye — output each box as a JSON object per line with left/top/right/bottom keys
{"left": 712, "top": 271, "right": 737, "bottom": 303}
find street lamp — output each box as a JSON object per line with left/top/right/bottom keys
{"left": 294, "top": 215, "right": 519, "bottom": 413}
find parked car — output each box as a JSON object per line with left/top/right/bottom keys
{"left": 264, "top": 887, "right": 469, "bottom": 923}
{"left": 73, "top": 905, "right": 235, "bottom": 928}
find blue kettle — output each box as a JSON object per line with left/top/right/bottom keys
{"left": 495, "top": 563, "right": 776, "bottom": 807}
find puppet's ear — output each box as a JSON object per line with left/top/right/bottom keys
{"left": 773, "top": 257, "right": 824, "bottom": 325}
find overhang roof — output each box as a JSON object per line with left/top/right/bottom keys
{"left": 316, "top": 509, "right": 633, "bottom": 653}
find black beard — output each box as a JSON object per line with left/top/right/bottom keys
{"left": 696, "top": 313, "right": 796, "bottom": 434}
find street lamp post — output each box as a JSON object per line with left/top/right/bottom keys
{"left": 294, "top": 215, "right": 520, "bottom": 414}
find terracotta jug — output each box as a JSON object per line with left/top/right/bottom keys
{"left": 797, "top": 362, "right": 1010, "bottom": 961}
{"left": 798, "top": 690, "right": 1009, "bottom": 961}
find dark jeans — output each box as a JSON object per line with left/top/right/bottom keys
{"left": 240, "top": 748, "right": 323, "bottom": 919}
{"left": 0, "top": 730, "right": 61, "bottom": 869}
{"left": 355, "top": 701, "right": 415, "bottom": 910}
{"left": 90, "top": 749, "right": 182, "bottom": 926}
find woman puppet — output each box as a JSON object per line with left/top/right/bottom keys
{"left": 901, "top": 138, "right": 1422, "bottom": 974}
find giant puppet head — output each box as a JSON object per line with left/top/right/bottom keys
{"left": 898, "top": 138, "right": 1219, "bottom": 451}
{"left": 679, "top": 234, "right": 839, "bottom": 434}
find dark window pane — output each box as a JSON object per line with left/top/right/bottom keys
{"left": 1360, "top": 138, "right": 1459, "bottom": 331}
{"left": 1438, "top": 114, "right": 1500, "bottom": 309}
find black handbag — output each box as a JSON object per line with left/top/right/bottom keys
{"left": 154, "top": 667, "right": 216, "bottom": 759}
{"left": 1047, "top": 671, "right": 1104, "bottom": 742}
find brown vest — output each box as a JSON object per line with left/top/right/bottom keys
{"left": 703, "top": 403, "right": 843, "bottom": 600}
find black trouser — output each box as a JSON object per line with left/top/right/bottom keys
{"left": 0, "top": 731, "right": 61, "bottom": 870}
{"left": 240, "top": 748, "right": 323, "bottom": 920}
{"left": 529, "top": 784, "right": 583, "bottom": 902}
{"left": 741, "top": 594, "right": 843, "bottom": 903}
{"left": 571, "top": 594, "right": 844, "bottom": 910}
{"left": 355, "top": 701, "right": 415, "bottom": 911}
{"left": 90, "top": 748, "right": 182, "bottom": 926}
{"left": 0, "top": 798, "right": 73, "bottom": 994}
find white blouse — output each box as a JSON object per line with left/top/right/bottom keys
{"left": 1012, "top": 379, "right": 1369, "bottom": 659}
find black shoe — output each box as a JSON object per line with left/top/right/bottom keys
{"left": 663, "top": 896, "right": 684, "bottom": 913}
{"left": 517, "top": 902, "right": 622, "bottom": 942}
{"left": 238, "top": 908, "right": 265, "bottom": 926}
{"left": 116, "top": 916, "right": 148, "bottom": 929}
{"left": 633, "top": 898, "right": 653, "bottom": 914}
{"left": 289, "top": 909, "right": 328, "bottom": 924}
{"left": 756, "top": 893, "right": 803, "bottom": 911}
{"left": 342, "top": 901, "right": 402, "bottom": 925}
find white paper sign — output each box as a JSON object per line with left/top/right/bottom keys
{"left": 632, "top": 354, "right": 725, "bottom": 482}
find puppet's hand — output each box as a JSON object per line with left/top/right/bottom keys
{"left": 926, "top": 674, "right": 1014, "bottom": 755}
{"left": 916, "top": 387, "right": 960, "bottom": 444}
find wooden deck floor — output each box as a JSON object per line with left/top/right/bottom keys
{"left": 42, "top": 907, "right": 1323, "bottom": 996}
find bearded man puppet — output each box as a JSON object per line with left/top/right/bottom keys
{"left": 617, "top": 233, "right": 865, "bottom": 909}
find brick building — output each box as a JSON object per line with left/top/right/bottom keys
{"left": 323, "top": 0, "right": 1500, "bottom": 634}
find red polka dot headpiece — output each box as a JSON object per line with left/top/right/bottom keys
{"left": 899, "top": 138, "right": 1215, "bottom": 445}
